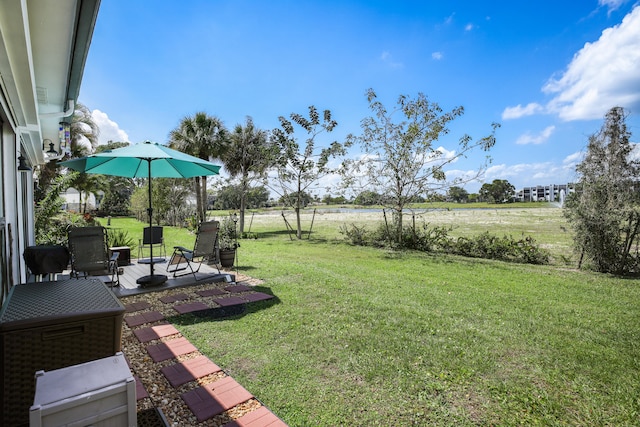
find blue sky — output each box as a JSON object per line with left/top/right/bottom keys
{"left": 80, "top": 0, "right": 640, "bottom": 194}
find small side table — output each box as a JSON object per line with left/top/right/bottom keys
{"left": 23, "top": 245, "right": 69, "bottom": 281}
{"left": 109, "top": 246, "right": 131, "bottom": 266}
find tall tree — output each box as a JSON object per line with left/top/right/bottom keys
{"left": 213, "top": 184, "right": 269, "bottom": 210}
{"left": 270, "top": 106, "right": 349, "bottom": 239}
{"left": 169, "top": 112, "right": 229, "bottom": 223}
{"left": 224, "top": 117, "right": 275, "bottom": 233}
{"left": 345, "top": 89, "right": 499, "bottom": 245}
{"left": 479, "top": 179, "right": 515, "bottom": 203}
{"left": 448, "top": 186, "right": 469, "bottom": 203}
{"left": 564, "top": 106, "right": 640, "bottom": 275}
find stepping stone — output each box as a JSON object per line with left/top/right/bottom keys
{"left": 124, "top": 311, "right": 165, "bottom": 327}
{"left": 133, "top": 324, "right": 179, "bottom": 343}
{"left": 134, "top": 376, "right": 149, "bottom": 400}
{"left": 159, "top": 292, "right": 190, "bottom": 303}
{"left": 174, "top": 301, "right": 210, "bottom": 314}
{"left": 161, "top": 355, "right": 222, "bottom": 387}
{"left": 225, "top": 284, "right": 253, "bottom": 293}
{"left": 223, "top": 406, "right": 288, "bottom": 427}
{"left": 213, "top": 296, "right": 246, "bottom": 307}
{"left": 181, "top": 376, "right": 253, "bottom": 422}
{"left": 124, "top": 301, "right": 152, "bottom": 313}
{"left": 197, "top": 288, "right": 227, "bottom": 297}
{"left": 146, "top": 337, "right": 198, "bottom": 362}
{"left": 242, "top": 292, "right": 274, "bottom": 303}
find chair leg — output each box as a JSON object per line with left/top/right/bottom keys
{"left": 108, "top": 260, "right": 119, "bottom": 287}
{"left": 167, "top": 249, "right": 194, "bottom": 277}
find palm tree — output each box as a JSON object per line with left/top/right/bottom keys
{"left": 224, "top": 116, "right": 275, "bottom": 233}
{"left": 35, "top": 102, "right": 100, "bottom": 204}
{"left": 70, "top": 102, "right": 100, "bottom": 157}
{"left": 168, "top": 112, "right": 229, "bottom": 222}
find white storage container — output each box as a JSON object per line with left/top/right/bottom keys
{"left": 29, "top": 352, "right": 136, "bottom": 427}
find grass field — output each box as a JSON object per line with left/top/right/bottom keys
{"left": 103, "top": 206, "right": 639, "bottom": 426}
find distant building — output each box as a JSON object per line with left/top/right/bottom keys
{"left": 515, "top": 184, "right": 576, "bottom": 204}
{"left": 61, "top": 188, "right": 97, "bottom": 212}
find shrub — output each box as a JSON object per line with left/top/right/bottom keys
{"left": 450, "top": 232, "right": 549, "bottom": 264}
{"left": 106, "top": 228, "right": 136, "bottom": 251}
{"left": 341, "top": 222, "right": 549, "bottom": 265}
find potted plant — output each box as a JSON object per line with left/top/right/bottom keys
{"left": 217, "top": 216, "right": 238, "bottom": 268}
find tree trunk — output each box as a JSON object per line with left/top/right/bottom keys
{"left": 295, "top": 206, "right": 302, "bottom": 239}
{"left": 194, "top": 177, "right": 203, "bottom": 223}
{"left": 200, "top": 176, "right": 208, "bottom": 221}
{"left": 239, "top": 175, "right": 248, "bottom": 234}
{"left": 396, "top": 207, "right": 403, "bottom": 246}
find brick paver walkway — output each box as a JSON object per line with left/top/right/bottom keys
{"left": 123, "top": 284, "right": 285, "bottom": 426}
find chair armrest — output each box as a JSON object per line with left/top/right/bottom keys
{"left": 173, "top": 246, "right": 191, "bottom": 253}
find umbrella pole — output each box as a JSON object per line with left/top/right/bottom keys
{"left": 147, "top": 160, "right": 154, "bottom": 276}
{"left": 136, "top": 159, "right": 168, "bottom": 287}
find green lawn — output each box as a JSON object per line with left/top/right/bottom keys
{"left": 104, "top": 208, "right": 640, "bottom": 425}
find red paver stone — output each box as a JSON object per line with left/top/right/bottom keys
{"left": 223, "top": 406, "right": 288, "bottom": 427}
{"left": 161, "top": 355, "right": 222, "bottom": 387}
{"left": 134, "top": 376, "right": 149, "bottom": 400}
{"left": 173, "top": 301, "right": 210, "bottom": 314}
{"left": 159, "top": 292, "right": 190, "bottom": 303}
{"left": 181, "top": 376, "right": 253, "bottom": 422}
{"left": 133, "top": 323, "right": 179, "bottom": 343}
{"left": 197, "top": 288, "right": 227, "bottom": 297}
{"left": 225, "top": 284, "right": 253, "bottom": 293}
{"left": 213, "top": 296, "right": 246, "bottom": 307}
{"left": 146, "top": 337, "right": 198, "bottom": 362}
{"left": 242, "top": 292, "right": 274, "bottom": 303}
{"left": 124, "top": 301, "right": 152, "bottom": 313}
{"left": 124, "top": 311, "right": 165, "bottom": 327}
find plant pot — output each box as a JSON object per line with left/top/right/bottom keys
{"left": 219, "top": 249, "right": 235, "bottom": 268}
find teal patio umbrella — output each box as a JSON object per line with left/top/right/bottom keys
{"left": 60, "top": 141, "right": 221, "bottom": 287}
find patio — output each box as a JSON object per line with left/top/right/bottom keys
{"left": 27, "top": 259, "right": 287, "bottom": 426}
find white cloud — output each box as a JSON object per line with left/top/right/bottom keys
{"left": 563, "top": 151, "right": 584, "bottom": 166}
{"left": 515, "top": 125, "right": 556, "bottom": 145}
{"left": 543, "top": 6, "right": 640, "bottom": 121}
{"left": 465, "top": 23, "right": 475, "bottom": 32}
{"left": 432, "top": 51, "right": 443, "bottom": 60}
{"left": 380, "top": 51, "right": 403, "bottom": 68}
{"left": 92, "top": 109, "right": 130, "bottom": 145}
{"left": 502, "top": 103, "right": 544, "bottom": 120}
{"left": 629, "top": 142, "right": 640, "bottom": 161}
{"left": 444, "top": 14, "right": 455, "bottom": 25}
{"left": 599, "top": 0, "right": 628, "bottom": 14}
{"left": 433, "top": 146, "right": 457, "bottom": 161}
{"left": 485, "top": 162, "right": 574, "bottom": 186}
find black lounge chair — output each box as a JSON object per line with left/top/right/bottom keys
{"left": 68, "top": 226, "right": 120, "bottom": 287}
{"left": 166, "top": 221, "right": 220, "bottom": 279}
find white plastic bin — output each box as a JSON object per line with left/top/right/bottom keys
{"left": 29, "top": 352, "right": 136, "bottom": 427}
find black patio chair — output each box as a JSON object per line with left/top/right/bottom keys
{"left": 68, "top": 226, "right": 120, "bottom": 287}
{"left": 166, "top": 221, "right": 220, "bottom": 279}
{"left": 137, "top": 226, "right": 166, "bottom": 262}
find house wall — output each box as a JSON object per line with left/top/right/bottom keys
{"left": 0, "top": 0, "right": 100, "bottom": 304}
{"left": 0, "top": 105, "right": 30, "bottom": 299}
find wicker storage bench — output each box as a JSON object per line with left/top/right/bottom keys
{"left": 0, "top": 278, "right": 125, "bottom": 426}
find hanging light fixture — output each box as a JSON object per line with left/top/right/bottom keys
{"left": 18, "top": 153, "right": 31, "bottom": 172}
{"left": 42, "top": 138, "right": 58, "bottom": 156}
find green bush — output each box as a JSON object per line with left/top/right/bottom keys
{"left": 341, "top": 222, "right": 550, "bottom": 265}
{"left": 451, "top": 232, "right": 549, "bottom": 264}
{"left": 106, "top": 228, "right": 136, "bottom": 251}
